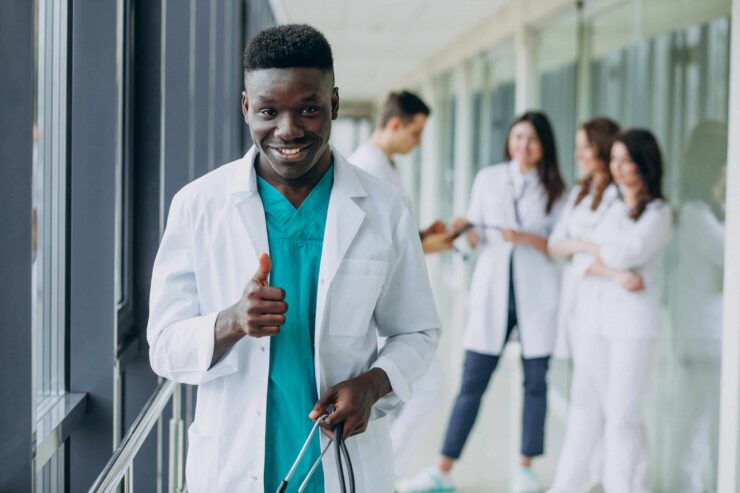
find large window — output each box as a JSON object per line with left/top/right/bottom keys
{"left": 585, "top": 1, "right": 731, "bottom": 490}
{"left": 535, "top": 8, "right": 579, "bottom": 183}
{"left": 471, "top": 41, "right": 516, "bottom": 177}
{"left": 33, "top": 0, "right": 69, "bottom": 490}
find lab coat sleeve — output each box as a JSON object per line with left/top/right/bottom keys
{"left": 147, "top": 192, "right": 238, "bottom": 385}
{"left": 466, "top": 170, "right": 488, "bottom": 245}
{"left": 600, "top": 203, "right": 673, "bottom": 270}
{"left": 370, "top": 203, "right": 441, "bottom": 408}
{"left": 547, "top": 192, "right": 568, "bottom": 235}
{"left": 548, "top": 187, "right": 579, "bottom": 250}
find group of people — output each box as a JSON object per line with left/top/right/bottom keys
{"left": 146, "top": 23, "right": 680, "bottom": 493}
{"left": 353, "top": 95, "right": 673, "bottom": 493}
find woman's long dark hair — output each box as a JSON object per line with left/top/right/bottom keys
{"left": 575, "top": 117, "right": 620, "bottom": 211}
{"left": 504, "top": 111, "right": 566, "bottom": 214}
{"left": 616, "top": 129, "right": 665, "bottom": 220}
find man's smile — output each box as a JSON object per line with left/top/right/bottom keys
{"left": 269, "top": 144, "right": 313, "bottom": 161}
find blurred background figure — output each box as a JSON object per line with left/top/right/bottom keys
{"left": 350, "top": 90, "right": 454, "bottom": 254}
{"left": 548, "top": 130, "right": 672, "bottom": 493}
{"left": 547, "top": 117, "right": 621, "bottom": 491}
{"left": 668, "top": 121, "right": 728, "bottom": 493}
{"left": 399, "top": 111, "right": 566, "bottom": 493}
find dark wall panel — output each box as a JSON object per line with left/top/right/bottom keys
{"left": 162, "top": 0, "right": 194, "bottom": 208}
{"left": 68, "top": 1, "right": 118, "bottom": 489}
{"left": 0, "top": 1, "right": 33, "bottom": 490}
{"left": 193, "top": 0, "right": 212, "bottom": 178}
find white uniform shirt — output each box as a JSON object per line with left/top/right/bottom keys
{"left": 549, "top": 183, "right": 619, "bottom": 357}
{"left": 147, "top": 147, "right": 441, "bottom": 492}
{"left": 464, "top": 161, "right": 564, "bottom": 358}
{"left": 572, "top": 198, "right": 672, "bottom": 339}
{"left": 349, "top": 141, "right": 404, "bottom": 191}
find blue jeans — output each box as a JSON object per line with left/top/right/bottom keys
{"left": 441, "top": 263, "right": 550, "bottom": 459}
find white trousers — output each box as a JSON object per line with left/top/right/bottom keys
{"left": 549, "top": 332, "right": 656, "bottom": 493}
{"left": 391, "top": 355, "right": 445, "bottom": 479}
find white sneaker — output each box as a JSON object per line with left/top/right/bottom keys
{"left": 512, "top": 467, "right": 541, "bottom": 493}
{"left": 396, "top": 467, "right": 455, "bottom": 492}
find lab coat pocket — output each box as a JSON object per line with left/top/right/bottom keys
{"left": 327, "top": 259, "right": 387, "bottom": 337}
{"left": 185, "top": 424, "right": 219, "bottom": 492}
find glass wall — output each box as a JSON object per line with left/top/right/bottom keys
{"left": 535, "top": 8, "right": 579, "bottom": 183}
{"left": 435, "top": 72, "right": 457, "bottom": 223}
{"left": 584, "top": 1, "right": 731, "bottom": 489}
{"left": 330, "top": 116, "right": 373, "bottom": 160}
{"left": 470, "top": 40, "right": 516, "bottom": 176}
{"left": 33, "top": 0, "right": 69, "bottom": 489}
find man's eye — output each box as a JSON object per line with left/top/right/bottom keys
{"left": 301, "top": 106, "right": 319, "bottom": 115}
{"left": 259, "top": 109, "right": 276, "bottom": 117}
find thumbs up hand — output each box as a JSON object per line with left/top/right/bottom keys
{"left": 231, "top": 253, "right": 288, "bottom": 338}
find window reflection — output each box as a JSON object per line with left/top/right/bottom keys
{"left": 584, "top": 3, "right": 730, "bottom": 490}
{"left": 668, "top": 120, "right": 727, "bottom": 491}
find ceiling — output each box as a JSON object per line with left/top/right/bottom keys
{"left": 275, "top": 0, "right": 506, "bottom": 102}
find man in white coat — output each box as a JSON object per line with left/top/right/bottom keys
{"left": 349, "top": 91, "right": 453, "bottom": 254}
{"left": 147, "top": 24, "right": 440, "bottom": 492}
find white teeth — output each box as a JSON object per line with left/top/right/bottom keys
{"left": 278, "top": 147, "right": 301, "bottom": 155}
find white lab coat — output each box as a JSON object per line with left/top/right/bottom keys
{"left": 550, "top": 197, "right": 672, "bottom": 493}
{"left": 147, "top": 147, "right": 441, "bottom": 493}
{"left": 548, "top": 184, "right": 619, "bottom": 358}
{"left": 464, "top": 161, "right": 564, "bottom": 358}
{"left": 349, "top": 141, "right": 404, "bottom": 191}
{"left": 571, "top": 198, "right": 672, "bottom": 339}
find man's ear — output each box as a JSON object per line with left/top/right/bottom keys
{"left": 388, "top": 116, "right": 402, "bottom": 131}
{"left": 241, "top": 92, "right": 249, "bottom": 123}
{"left": 331, "top": 87, "right": 339, "bottom": 120}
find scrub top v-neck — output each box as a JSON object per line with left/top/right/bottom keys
{"left": 259, "top": 165, "right": 333, "bottom": 493}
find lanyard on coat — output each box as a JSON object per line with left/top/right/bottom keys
{"left": 509, "top": 167, "right": 529, "bottom": 227}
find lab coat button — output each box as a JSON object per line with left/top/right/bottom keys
{"left": 320, "top": 278, "right": 325, "bottom": 284}
{"left": 260, "top": 346, "right": 265, "bottom": 352}
{"left": 252, "top": 475, "right": 258, "bottom": 481}
{"left": 256, "top": 410, "right": 262, "bottom": 416}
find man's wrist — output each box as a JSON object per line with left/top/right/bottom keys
{"left": 362, "top": 367, "right": 392, "bottom": 403}
{"left": 215, "top": 306, "right": 243, "bottom": 343}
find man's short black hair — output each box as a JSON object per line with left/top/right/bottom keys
{"left": 243, "top": 24, "right": 333, "bottom": 75}
{"left": 378, "top": 91, "right": 431, "bottom": 128}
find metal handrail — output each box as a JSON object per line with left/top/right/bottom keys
{"left": 89, "top": 379, "right": 177, "bottom": 492}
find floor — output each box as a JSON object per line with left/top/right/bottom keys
{"left": 396, "top": 341, "right": 570, "bottom": 492}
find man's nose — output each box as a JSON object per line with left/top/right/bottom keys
{"left": 274, "top": 113, "right": 304, "bottom": 141}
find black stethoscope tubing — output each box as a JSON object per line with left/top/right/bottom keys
{"left": 276, "top": 415, "right": 355, "bottom": 493}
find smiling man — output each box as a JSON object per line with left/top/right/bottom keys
{"left": 146, "top": 24, "right": 441, "bottom": 492}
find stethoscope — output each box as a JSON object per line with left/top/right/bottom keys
{"left": 276, "top": 415, "right": 355, "bottom": 493}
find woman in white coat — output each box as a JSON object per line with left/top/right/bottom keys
{"left": 547, "top": 129, "right": 672, "bottom": 493}
{"left": 399, "top": 111, "right": 566, "bottom": 493}
{"left": 547, "top": 117, "right": 621, "bottom": 490}
{"left": 549, "top": 118, "right": 621, "bottom": 359}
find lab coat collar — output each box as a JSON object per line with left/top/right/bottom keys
{"left": 509, "top": 159, "right": 538, "bottom": 186}
{"left": 227, "top": 145, "right": 367, "bottom": 198}
{"left": 227, "top": 146, "right": 259, "bottom": 195}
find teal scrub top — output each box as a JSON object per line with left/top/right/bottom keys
{"left": 259, "top": 166, "right": 333, "bottom": 493}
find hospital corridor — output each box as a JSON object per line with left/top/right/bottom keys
{"left": 3, "top": 0, "right": 740, "bottom": 492}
